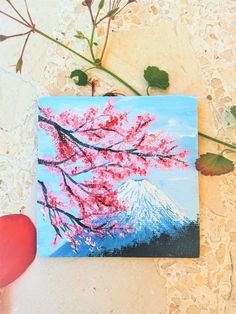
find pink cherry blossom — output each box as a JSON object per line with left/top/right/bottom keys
{"left": 38, "top": 98, "right": 190, "bottom": 250}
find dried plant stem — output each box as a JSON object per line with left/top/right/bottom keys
{"left": 0, "top": 3, "right": 234, "bottom": 150}
{"left": 0, "top": 9, "right": 29, "bottom": 27}
{"left": 35, "top": 28, "right": 141, "bottom": 95}
{"left": 3, "top": 30, "right": 30, "bottom": 39}
{"left": 19, "top": 31, "right": 31, "bottom": 58}
{"left": 89, "top": 8, "right": 102, "bottom": 61}
{"left": 7, "top": 0, "right": 30, "bottom": 26}
{"left": 35, "top": 28, "right": 94, "bottom": 65}
{"left": 87, "top": 5, "right": 95, "bottom": 25}
{"left": 99, "top": 65, "right": 142, "bottom": 95}
{"left": 24, "top": 0, "right": 34, "bottom": 26}
{"left": 100, "top": 17, "right": 112, "bottom": 63}
{"left": 89, "top": 24, "right": 97, "bottom": 61}
{"left": 198, "top": 132, "right": 236, "bottom": 150}
{"left": 20, "top": 29, "right": 236, "bottom": 149}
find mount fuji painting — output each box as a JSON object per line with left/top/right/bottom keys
{"left": 37, "top": 96, "right": 199, "bottom": 257}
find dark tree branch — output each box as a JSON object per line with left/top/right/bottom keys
{"left": 38, "top": 180, "right": 111, "bottom": 232}
{"left": 38, "top": 115, "right": 188, "bottom": 165}
{"left": 38, "top": 153, "right": 77, "bottom": 166}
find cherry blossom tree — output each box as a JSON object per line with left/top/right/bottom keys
{"left": 37, "top": 98, "right": 189, "bottom": 251}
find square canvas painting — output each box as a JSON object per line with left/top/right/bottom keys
{"left": 37, "top": 96, "right": 199, "bottom": 257}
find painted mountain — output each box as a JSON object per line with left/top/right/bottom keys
{"left": 52, "top": 179, "right": 199, "bottom": 257}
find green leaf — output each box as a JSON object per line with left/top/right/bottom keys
{"left": 144, "top": 66, "right": 169, "bottom": 90}
{"left": 74, "top": 31, "right": 86, "bottom": 40}
{"left": 195, "top": 153, "right": 234, "bottom": 176}
{"left": 98, "top": 0, "right": 105, "bottom": 10}
{"left": 230, "top": 105, "right": 236, "bottom": 120}
{"left": 107, "top": 7, "right": 120, "bottom": 17}
{"left": 70, "top": 69, "right": 88, "bottom": 86}
{"left": 16, "top": 57, "right": 23, "bottom": 73}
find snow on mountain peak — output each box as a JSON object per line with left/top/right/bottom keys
{"left": 117, "top": 178, "right": 189, "bottom": 238}
{"left": 118, "top": 179, "right": 158, "bottom": 195}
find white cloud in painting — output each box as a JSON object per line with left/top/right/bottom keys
{"left": 167, "top": 176, "right": 193, "bottom": 182}
{"left": 164, "top": 119, "right": 197, "bottom": 138}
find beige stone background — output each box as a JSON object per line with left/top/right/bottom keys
{"left": 0, "top": 0, "right": 236, "bottom": 313}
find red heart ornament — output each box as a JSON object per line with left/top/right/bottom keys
{"left": 0, "top": 214, "right": 36, "bottom": 288}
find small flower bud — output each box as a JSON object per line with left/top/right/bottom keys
{"left": 0, "top": 35, "right": 9, "bottom": 42}
{"left": 16, "top": 57, "right": 23, "bottom": 73}
{"left": 82, "top": 0, "right": 93, "bottom": 7}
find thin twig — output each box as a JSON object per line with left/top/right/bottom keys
{"left": 100, "top": 17, "right": 112, "bottom": 63}
{"left": 24, "top": 0, "right": 34, "bottom": 26}
{"left": 2, "top": 30, "right": 31, "bottom": 40}
{"left": 89, "top": 7, "right": 102, "bottom": 61}
{"left": 6, "top": 0, "right": 31, "bottom": 26}
{"left": 19, "top": 31, "right": 31, "bottom": 58}
{"left": 198, "top": 132, "right": 236, "bottom": 151}
{"left": 0, "top": 9, "right": 30, "bottom": 27}
{"left": 88, "top": 5, "right": 95, "bottom": 24}
{"left": 96, "top": 14, "right": 109, "bottom": 25}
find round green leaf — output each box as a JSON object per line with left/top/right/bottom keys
{"left": 195, "top": 153, "right": 234, "bottom": 176}
{"left": 144, "top": 66, "right": 169, "bottom": 90}
{"left": 70, "top": 69, "right": 88, "bottom": 86}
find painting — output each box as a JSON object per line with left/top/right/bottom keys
{"left": 37, "top": 96, "right": 199, "bottom": 257}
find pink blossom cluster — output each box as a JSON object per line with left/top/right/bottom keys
{"left": 38, "top": 98, "right": 189, "bottom": 250}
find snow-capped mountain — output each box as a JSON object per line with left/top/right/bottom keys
{"left": 117, "top": 179, "right": 189, "bottom": 239}
{"left": 51, "top": 178, "right": 190, "bottom": 257}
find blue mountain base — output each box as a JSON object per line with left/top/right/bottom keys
{"left": 43, "top": 179, "right": 199, "bottom": 258}
{"left": 50, "top": 220, "right": 199, "bottom": 258}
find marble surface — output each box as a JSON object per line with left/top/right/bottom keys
{"left": 0, "top": 0, "right": 236, "bottom": 313}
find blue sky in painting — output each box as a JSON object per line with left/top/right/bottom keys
{"left": 37, "top": 96, "right": 198, "bottom": 256}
